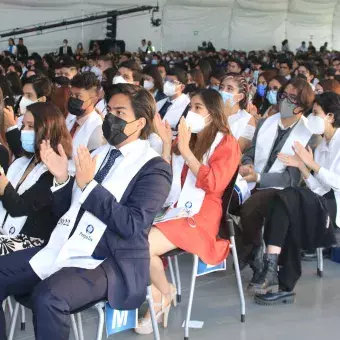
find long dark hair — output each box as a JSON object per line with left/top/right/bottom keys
{"left": 142, "top": 65, "right": 164, "bottom": 92}
{"left": 174, "top": 89, "right": 230, "bottom": 162}
{"left": 188, "top": 69, "right": 205, "bottom": 89}
{"left": 24, "top": 102, "right": 73, "bottom": 161}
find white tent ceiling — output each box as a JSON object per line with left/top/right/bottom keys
{"left": 0, "top": 0, "right": 339, "bottom": 54}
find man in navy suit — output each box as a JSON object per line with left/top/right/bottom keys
{"left": 0, "top": 84, "right": 172, "bottom": 340}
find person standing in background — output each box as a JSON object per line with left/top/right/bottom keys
{"left": 17, "top": 38, "right": 29, "bottom": 59}
{"left": 146, "top": 40, "right": 155, "bottom": 54}
{"left": 281, "top": 39, "right": 289, "bottom": 52}
{"left": 58, "top": 39, "right": 73, "bottom": 57}
{"left": 139, "top": 39, "right": 148, "bottom": 54}
{"left": 7, "top": 38, "right": 17, "bottom": 57}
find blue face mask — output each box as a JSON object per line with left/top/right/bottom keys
{"left": 257, "top": 84, "right": 267, "bottom": 97}
{"left": 210, "top": 85, "right": 219, "bottom": 91}
{"left": 266, "top": 90, "right": 278, "bottom": 105}
{"left": 21, "top": 130, "right": 35, "bottom": 153}
{"left": 151, "top": 59, "right": 158, "bottom": 65}
{"left": 219, "top": 91, "right": 236, "bottom": 106}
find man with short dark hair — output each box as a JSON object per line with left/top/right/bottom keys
{"left": 66, "top": 72, "right": 104, "bottom": 155}
{"left": 97, "top": 55, "right": 113, "bottom": 73}
{"left": 60, "top": 58, "right": 78, "bottom": 80}
{"left": 157, "top": 67, "right": 190, "bottom": 130}
{"left": 59, "top": 39, "right": 73, "bottom": 57}
{"left": 279, "top": 60, "right": 292, "bottom": 80}
{"left": 113, "top": 60, "right": 142, "bottom": 85}
{"left": 227, "top": 59, "right": 243, "bottom": 74}
{"left": 16, "top": 38, "right": 28, "bottom": 58}
{"left": 0, "top": 84, "right": 172, "bottom": 340}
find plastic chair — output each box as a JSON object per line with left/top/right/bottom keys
{"left": 163, "top": 169, "right": 246, "bottom": 340}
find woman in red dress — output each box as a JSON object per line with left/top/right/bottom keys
{"left": 136, "top": 89, "right": 240, "bottom": 334}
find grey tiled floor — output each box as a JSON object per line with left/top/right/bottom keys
{"left": 7, "top": 253, "right": 340, "bottom": 340}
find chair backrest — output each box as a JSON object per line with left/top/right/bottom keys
{"left": 219, "top": 167, "right": 239, "bottom": 240}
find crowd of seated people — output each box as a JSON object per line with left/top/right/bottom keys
{"left": 0, "top": 37, "right": 339, "bottom": 338}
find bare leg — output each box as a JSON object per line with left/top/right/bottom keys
{"left": 145, "top": 227, "right": 176, "bottom": 315}
{"left": 267, "top": 245, "right": 282, "bottom": 254}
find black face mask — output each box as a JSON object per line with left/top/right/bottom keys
{"left": 53, "top": 76, "right": 70, "bottom": 86}
{"left": 184, "top": 83, "right": 198, "bottom": 94}
{"left": 103, "top": 114, "right": 137, "bottom": 146}
{"left": 68, "top": 97, "right": 86, "bottom": 117}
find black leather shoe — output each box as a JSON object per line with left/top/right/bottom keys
{"left": 254, "top": 290, "right": 296, "bottom": 305}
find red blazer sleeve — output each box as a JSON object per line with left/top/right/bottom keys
{"left": 196, "top": 134, "right": 240, "bottom": 193}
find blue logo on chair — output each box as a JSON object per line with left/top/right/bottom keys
{"left": 9, "top": 227, "right": 15, "bottom": 235}
{"left": 105, "top": 303, "right": 138, "bottom": 335}
{"left": 86, "top": 225, "right": 94, "bottom": 234}
{"left": 196, "top": 259, "right": 226, "bottom": 277}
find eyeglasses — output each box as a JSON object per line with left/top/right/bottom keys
{"left": 165, "top": 78, "right": 181, "bottom": 85}
{"left": 267, "top": 86, "right": 280, "bottom": 91}
{"left": 278, "top": 91, "right": 298, "bottom": 105}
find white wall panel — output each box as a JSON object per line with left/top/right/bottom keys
{"left": 0, "top": 0, "right": 340, "bottom": 53}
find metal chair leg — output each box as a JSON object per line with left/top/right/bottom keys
{"left": 317, "top": 248, "right": 324, "bottom": 277}
{"left": 20, "top": 305, "right": 26, "bottom": 330}
{"left": 230, "top": 237, "right": 246, "bottom": 322}
{"left": 147, "top": 285, "right": 161, "bottom": 340}
{"left": 70, "top": 314, "right": 80, "bottom": 340}
{"left": 7, "top": 302, "right": 19, "bottom": 340}
{"left": 76, "top": 313, "right": 85, "bottom": 340}
{"left": 94, "top": 303, "right": 105, "bottom": 340}
{"left": 184, "top": 254, "right": 199, "bottom": 340}
{"left": 174, "top": 256, "right": 182, "bottom": 303}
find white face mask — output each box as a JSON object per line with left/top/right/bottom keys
{"left": 185, "top": 111, "right": 210, "bottom": 134}
{"left": 112, "top": 75, "right": 128, "bottom": 85}
{"left": 143, "top": 80, "right": 154, "bottom": 91}
{"left": 163, "top": 81, "right": 177, "bottom": 97}
{"left": 166, "top": 56, "right": 171, "bottom": 62}
{"left": 307, "top": 114, "right": 326, "bottom": 135}
{"left": 20, "top": 96, "right": 35, "bottom": 115}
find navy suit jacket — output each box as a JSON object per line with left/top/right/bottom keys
{"left": 52, "top": 156, "right": 172, "bottom": 310}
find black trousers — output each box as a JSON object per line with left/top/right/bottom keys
{"left": 240, "top": 189, "right": 279, "bottom": 247}
{"left": 264, "top": 196, "right": 337, "bottom": 291}
{"left": 0, "top": 248, "right": 108, "bottom": 340}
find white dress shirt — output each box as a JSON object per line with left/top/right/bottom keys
{"left": 305, "top": 129, "right": 340, "bottom": 226}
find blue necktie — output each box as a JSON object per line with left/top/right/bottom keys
{"left": 159, "top": 100, "right": 172, "bottom": 118}
{"left": 94, "top": 149, "right": 122, "bottom": 184}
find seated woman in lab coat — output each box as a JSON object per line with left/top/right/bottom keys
{"left": 252, "top": 92, "right": 340, "bottom": 305}
{"left": 0, "top": 102, "right": 72, "bottom": 255}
